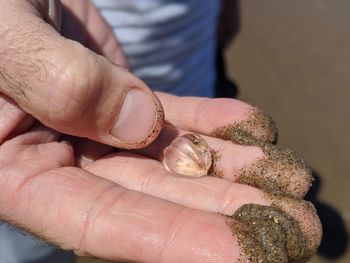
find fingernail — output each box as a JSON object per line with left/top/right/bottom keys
{"left": 111, "top": 89, "right": 157, "bottom": 143}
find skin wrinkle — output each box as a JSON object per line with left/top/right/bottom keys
{"left": 26, "top": 173, "right": 48, "bottom": 242}
{"left": 0, "top": 169, "right": 64, "bottom": 249}
{"left": 8, "top": 145, "right": 72, "bottom": 194}
{"left": 218, "top": 183, "right": 238, "bottom": 214}
{"left": 48, "top": 62, "right": 79, "bottom": 118}
{"left": 158, "top": 94, "right": 179, "bottom": 126}
{"left": 0, "top": 60, "right": 28, "bottom": 101}
{"left": 41, "top": 143, "right": 74, "bottom": 167}
{"left": 35, "top": 170, "right": 85, "bottom": 249}
{"left": 96, "top": 195, "right": 175, "bottom": 261}
{"left": 194, "top": 98, "right": 212, "bottom": 131}
{"left": 0, "top": 168, "right": 13, "bottom": 209}
{"left": 46, "top": 60, "right": 81, "bottom": 123}
{"left": 44, "top": 43, "right": 103, "bottom": 126}
{"left": 151, "top": 175, "right": 170, "bottom": 200}
{"left": 33, "top": 42, "right": 97, "bottom": 124}
{"left": 75, "top": 183, "right": 122, "bottom": 254}
{"left": 108, "top": 209, "right": 160, "bottom": 232}
{"left": 11, "top": 164, "right": 47, "bottom": 195}
{"left": 158, "top": 206, "right": 189, "bottom": 263}
{"left": 47, "top": 166, "right": 103, "bottom": 188}
{"left": 141, "top": 162, "right": 167, "bottom": 194}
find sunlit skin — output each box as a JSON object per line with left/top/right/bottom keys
{"left": 0, "top": 1, "right": 321, "bottom": 262}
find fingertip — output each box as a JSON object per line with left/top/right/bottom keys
{"left": 236, "top": 144, "right": 313, "bottom": 198}
{"left": 246, "top": 105, "right": 278, "bottom": 144}
{"left": 155, "top": 94, "right": 277, "bottom": 146}
{"left": 271, "top": 197, "right": 323, "bottom": 255}
{"left": 109, "top": 87, "right": 164, "bottom": 149}
{"left": 225, "top": 199, "right": 321, "bottom": 263}
{"left": 212, "top": 105, "right": 278, "bottom": 146}
{"left": 166, "top": 212, "right": 242, "bottom": 263}
{"left": 81, "top": 61, "right": 164, "bottom": 149}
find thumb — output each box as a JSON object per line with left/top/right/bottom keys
{"left": 0, "top": 0, "right": 164, "bottom": 149}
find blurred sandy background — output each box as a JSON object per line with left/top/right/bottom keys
{"left": 79, "top": 0, "right": 349, "bottom": 262}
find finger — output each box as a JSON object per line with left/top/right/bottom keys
{"left": 5, "top": 114, "right": 37, "bottom": 140}
{"left": 156, "top": 92, "right": 278, "bottom": 144}
{"left": 0, "top": 0, "right": 164, "bottom": 149}
{"left": 62, "top": 136, "right": 113, "bottom": 167}
{"left": 0, "top": 94, "right": 28, "bottom": 143}
{"left": 1, "top": 130, "right": 320, "bottom": 262}
{"left": 0, "top": 134, "right": 241, "bottom": 262}
{"left": 0, "top": 95, "right": 38, "bottom": 142}
{"left": 0, "top": 151, "right": 320, "bottom": 263}
{"left": 85, "top": 152, "right": 321, "bottom": 262}
{"left": 1, "top": 170, "right": 239, "bottom": 262}
{"left": 84, "top": 152, "right": 269, "bottom": 214}
{"left": 3, "top": 124, "right": 63, "bottom": 150}
{"left": 136, "top": 126, "right": 312, "bottom": 198}
{"left": 0, "top": 128, "right": 74, "bottom": 175}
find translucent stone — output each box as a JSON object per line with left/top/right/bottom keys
{"left": 163, "top": 133, "right": 212, "bottom": 178}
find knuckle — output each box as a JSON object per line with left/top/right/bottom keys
{"left": 45, "top": 44, "right": 102, "bottom": 125}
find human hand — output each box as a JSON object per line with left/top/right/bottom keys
{"left": 0, "top": 0, "right": 163, "bottom": 149}
{"left": 0, "top": 90, "right": 321, "bottom": 262}
{"left": 0, "top": 1, "right": 321, "bottom": 262}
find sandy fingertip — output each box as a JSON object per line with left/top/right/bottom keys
{"left": 212, "top": 106, "right": 278, "bottom": 146}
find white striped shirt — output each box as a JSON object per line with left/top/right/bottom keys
{"left": 92, "top": 0, "right": 221, "bottom": 97}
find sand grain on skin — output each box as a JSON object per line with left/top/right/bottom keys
{"left": 212, "top": 107, "right": 313, "bottom": 197}
{"left": 225, "top": 204, "right": 313, "bottom": 263}
{"left": 211, "top": 106, "right": 320, "bottom": 262}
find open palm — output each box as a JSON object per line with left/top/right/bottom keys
{"left": 0, "top": 1, "right": 321, "bottom": 262}
{"left": 0, "top": 92, "right": 321, "bottom": 263}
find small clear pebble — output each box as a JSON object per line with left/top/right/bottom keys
{"left": 163, "top": 133, "right": 212, "bottom": 177}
